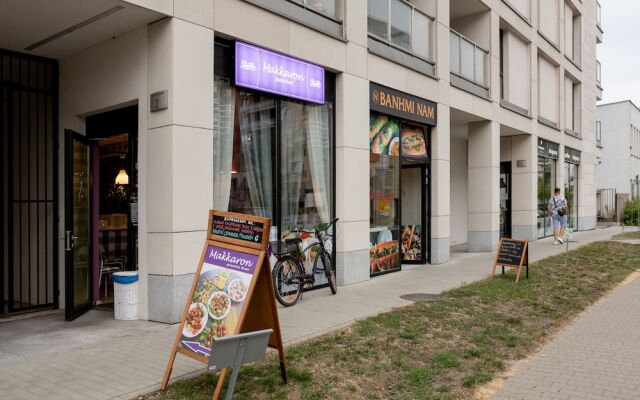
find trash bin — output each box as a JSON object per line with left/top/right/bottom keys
{"left": 113, "top": 271, "right": 139, "bottom": 320}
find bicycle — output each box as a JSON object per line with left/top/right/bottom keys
{"left": 271, "top": 218, "right": 338, "bottom": 307}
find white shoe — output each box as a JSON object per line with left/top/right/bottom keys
{"left": 554, "top": 240, "right": 559, "bottom": 245}
{"left": 558, "top": 237, "right": 564, "bottom": 244}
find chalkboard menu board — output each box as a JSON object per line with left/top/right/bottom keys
{"left": 211, "top": 213, "right": 265, "bottom": 246}
{"left": 492, "top": 238, "right": 529, "bottom": 283}
{"left": 496, "top": 239, "right": 526, "bottom": 266}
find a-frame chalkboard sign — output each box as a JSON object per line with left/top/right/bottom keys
{"left": 161, "top": 210, "right": 287, "bottom": 399}
{"left": 491, "top": 238, "right": 529, "bottom": 283}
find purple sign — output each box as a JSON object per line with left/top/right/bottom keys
{"left": 205, "top": 245, "right": 258, "bottom": 275}
{"left": 235, "top": 41, "right": 325, "bottom": 104}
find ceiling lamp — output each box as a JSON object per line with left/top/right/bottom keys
{"left": 115, "top": 154, "right": 129, "bottom": 185}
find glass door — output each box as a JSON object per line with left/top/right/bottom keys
{"left": 64, "top": 130, "right": 92, "bottom": 320}
{"left": 500, "top": 162, "right": 512, "bottom": 238}
{"left": 401, "top": 165, "right": 426, "bottom": 264}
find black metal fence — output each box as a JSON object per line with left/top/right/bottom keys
{"left": 1, "top": 50, "right": 58, "bottom": 315}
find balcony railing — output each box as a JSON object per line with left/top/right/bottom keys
{"left": 450, "top": 29, "right": 489, "bottom": 88}
{"left": 288, "top": 0, "right": 339, "bottom": 20}
{"left": 596, "top": 1, "right": 602, "bottom": 29}
{"left": 596, "top": 60, "right": 602, "bottom": 85}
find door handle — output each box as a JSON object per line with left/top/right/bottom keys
{"left": 65, "top": 231, "right": 72, "bottom": 251}
{"left": 65, "top": 231, "right": 79, "bottom": 250}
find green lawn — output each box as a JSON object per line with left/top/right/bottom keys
{"left": 612, "top": 231, "right": 640, "bottom": 240}
{"left": 144, "top": 241, "right": 640, "bottom": 400}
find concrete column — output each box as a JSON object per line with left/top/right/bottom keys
{"left": 335, "top": 73, "right": 370, "bottom": 285}
{"left": 468, "top": 120, "right": 500, "bottom": 251}
{"left": 431, "top": 104, "right": 451, "bottom": 263}
{"left": 510, "top": 135, "right": 538, "bottom": 241}
{"left": 146, "top": 18, "right": 214, "bottom": 323}
{"left": 578, "top": 151, "right": 597, "bottom": 230}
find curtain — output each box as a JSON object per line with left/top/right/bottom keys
{"left": 239, "top": 96, "right": 274, "bottom": 218}
{"left": 212, "top": 78, "right": 235, "bottom": 210}
{"left": 305, "top": 104, "right": 332, "bottom": 223}
{"left": 280, "top": 101, "right": 305, "bottom": 227}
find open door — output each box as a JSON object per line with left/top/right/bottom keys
{"left": 500, "top": 162, "right": 512, "bottom": 238}
{"left": 65, "top": 129, "right": 92, "bottom": 320}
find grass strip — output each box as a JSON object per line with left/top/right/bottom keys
{"left": 612, "top": 231, "right": 640, "bottom": 240}
{"left": 145, "top": 241, "right": 640, "bottom": 400}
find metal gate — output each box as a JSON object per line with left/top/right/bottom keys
{"left": 597, "top": 188, "right": 617, "bottom": 222}
{"left": 1, "top": 50, "right": 59, "bottom": 315}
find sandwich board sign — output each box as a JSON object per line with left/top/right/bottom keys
{"left": 161, "top": 210, "right": 287, "bottom": 399}
{"left": 491, "top": 238, "right": 529, "bottom": 283}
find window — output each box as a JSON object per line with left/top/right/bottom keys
{"left": 596, "top": 60, "right": 602, "bottom": 85}
{"left": 597, "top": 1, "right": 602, "bottom": 28}
{"left": 538, "top": 0, "right": 559, "bottom": 45}
{"left": 451, "top": 30, "right": 488, "bottom": 87}
{"left": 564, "top": 75, "right": 581, "bottom": 134}
{"left": 500, "top": 28, "right": 531, "bottom": 112}
{"left": 538, "top": 54, "right": 560, "bottom": 124}
{"left": 596, "top": 120, "right": 602, "bottom": 146}
{"left": 368, "top": 0, "right": 434, "bottom": 61}
{"left": 289, "top": 0, "right": 340, "bottom": 20}
{"left": 564, "top": 1, "right": 581, "bottom": 64}
{"left": 537, "top": 156, "right": 556, "bottom": 238}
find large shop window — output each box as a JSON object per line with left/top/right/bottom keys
{"left": 564, "top": 147, "right": 580, "bottom": 230}
{"left": 537, "top": 139, "right": 559, "bottom": 238}
{"left": 213, "top": 44, "right": 335, "bottom": 287}
{"left": 369, "top": 112, "right": 429, "bottom": 275}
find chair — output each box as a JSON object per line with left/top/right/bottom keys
{"left": 99, "top": 244, "right": 124, "bottom": 298}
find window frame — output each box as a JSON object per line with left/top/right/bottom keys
{"left": 367, "top": 0, "right": 436, "bottom": 64}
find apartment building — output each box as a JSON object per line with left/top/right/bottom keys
{"left": 1, "top": 0, "right": 602, "bottom": 323}
{"left": 595, "top": 101, "right": 640, "bottom": 220}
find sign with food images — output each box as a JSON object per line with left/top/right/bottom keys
{"left": 370, "top": 112, "right": 429, "bottom": 158}
{"left": 179, "top": 246, "right": 257, "bottom": 356}
{"left": 162, "top": 210, "right": 287, "bottom": 400}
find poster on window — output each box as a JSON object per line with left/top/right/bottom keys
{"left": 369, "top": 114, "right": 400, "bottom": 156}
{"left": 400, "top": 127, "right": 427, "bottom": 157}
{"left": 179, "top": 245, "right": 257, "bottom": 358}
{"left": 401, "top": 225, "right": 422, "bottom": 261}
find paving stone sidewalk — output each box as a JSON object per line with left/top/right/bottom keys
{"left": 0, "top": 227, "right": 620, "bottom": 400}
{"left": 492, "top": 252, "right": 640, "bottom": 400}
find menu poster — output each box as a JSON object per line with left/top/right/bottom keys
{"left": 162, "top": 210, "right": 287, "bottom": 399}
{"left": 212, "top": 214, "right": 264, "bottom": 245}
{"left": 179, "top": 246, "right": 258, "bottom": 357}
{"left": 492, "top": 238, "right": 529, "bottom": 283}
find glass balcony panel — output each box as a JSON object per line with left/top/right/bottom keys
{"left": 460, "top": 38, "right": 475, "bottom": 81}
{"left": 597, "top": 2, "right": 602, "bottom": 27}
{"left": 474, "top": 48, "right": 486, "bottom": 86}
{"left": 412, "top": 11, "right": 431, "bottom": 59}
{"left": 368, "top": 0, "right": 389, "bottom": 40}
{"left": 390, "top": 0, "right": 411, "bottom": 50}
{"left": 450, "top": 32, "right": 460, "bottom": 74}
{"left": 596, "top": 60, "right": 602, "bottom": 84}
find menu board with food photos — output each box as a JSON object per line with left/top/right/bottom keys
{"left": 370, "top": 112, "right": 428, "bottom": 157}
{"left": 162, "top": 210, "right": 287, "bottom": 399}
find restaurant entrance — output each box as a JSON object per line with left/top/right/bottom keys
{"left": 64, "top": 105, "right": 138, "bottom": 320}
{"left": 401, "top": 163, "right": 428, "bottom": 264}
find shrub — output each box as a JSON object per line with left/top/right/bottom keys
{"left": 624, "top": 198, "right": 640, "bottom": 225}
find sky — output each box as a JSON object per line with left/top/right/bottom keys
{"left": 598, "top": 0, "right": 640, "bottom": 106}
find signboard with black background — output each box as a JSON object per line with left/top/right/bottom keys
{"left": 370, "top": 82, "right": 437, "bottom": 126}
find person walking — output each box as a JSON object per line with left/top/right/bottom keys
{"left": 548, "top": 187, "right": 568, "bottom": 245}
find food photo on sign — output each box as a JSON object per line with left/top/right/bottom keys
{"left": 179, "top": 246, "right": 256, "bottom": 357}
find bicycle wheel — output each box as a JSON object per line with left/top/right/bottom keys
{"left": 272, "top": 256, "right": 304, "bottom": 307}
{"left": 316, "top": 251, "right": 337, "bottom": 295}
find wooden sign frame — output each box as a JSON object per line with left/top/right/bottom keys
{"left": 491, "top": 238, "right": 529, "bottom": 283}
{"left": 161, "top": 210, "right": 287, "bottom": 400}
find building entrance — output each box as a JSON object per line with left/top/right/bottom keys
{"left": 401, "top": 163, "right": 428, "bottom": 264}
{"left": 500, "top": 162, "right": 512, "bottom": 238}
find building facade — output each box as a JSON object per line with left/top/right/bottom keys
{"left": 596, "top": 101, "right": 640, "bottom": 194}
{"left": 595, "top": 101, "right": 640, "bottom": 221}
{"left": 1, "top": 0, "right": 602, "bottom": 323}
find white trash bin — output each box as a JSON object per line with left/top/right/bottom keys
{"left": 113, "top": 271, "right": 139, "bottom": 320}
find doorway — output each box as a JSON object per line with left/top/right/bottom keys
{"left": 500, "top": 162, "right": 511, "bottom": 238}
{"left": 401, "top": 163, "right": 428, "bottom": 264}
{"left": 64, "top": 105, "right": 138, "bottom": 320}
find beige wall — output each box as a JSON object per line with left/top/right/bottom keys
{"left": 503, "top": 30, "right": 531, "bottom": 111}
{"left": 539, "top": 0, "right": 560, "bottom": 45}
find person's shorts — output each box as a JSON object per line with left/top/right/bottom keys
{"left": 552, "top": 214, "right": 568, "bottom": 228}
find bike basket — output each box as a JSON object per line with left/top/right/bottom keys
{"left": 270, "top": 241, "right": 299, "bottom": 256}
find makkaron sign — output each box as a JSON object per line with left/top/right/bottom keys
{"left": 370, "top": 83, "right": 437, "bottom": 126}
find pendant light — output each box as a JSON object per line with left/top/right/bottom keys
{"left": 115, "top": 154, "right": 129, "bottom": 185}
